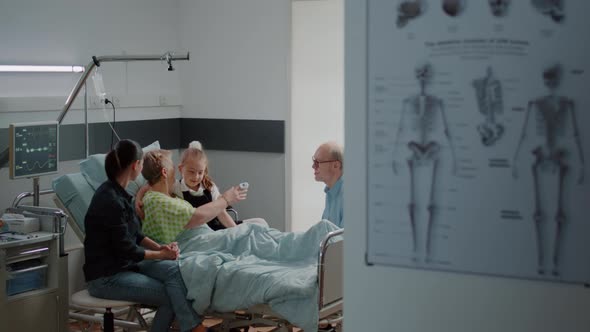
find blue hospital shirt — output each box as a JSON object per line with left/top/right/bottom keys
{"left": 321, "top": 177, "right": 343, "bottom": 228}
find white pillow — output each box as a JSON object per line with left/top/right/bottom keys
{"left": 80, "top": 141, "right": 161, "bottom": 196}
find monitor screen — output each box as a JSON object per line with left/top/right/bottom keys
{"left": 9, "top": 121, "right": 59, "bottom": 179}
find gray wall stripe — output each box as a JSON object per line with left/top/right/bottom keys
{"left": 0, "top": 118, "right": 284, "bottom": 167}
{"left": 180, "top": 118, "right": 284, "bottom": 153}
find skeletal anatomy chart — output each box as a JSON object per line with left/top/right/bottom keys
{"left": 531, "top": 0, "right": 565, "bottom": 23}
{"left": 488, "top": 0, "right": 511, "bottom": 17}
{"left": 442, "top": 0, "right": 465, "bottom": 18}
{"left": 367, "top": 0, "right": 590, "bottom": 284}
{"left": 396, "top": 1, "right": 425, "bottom": 28}
{"left": 512, "top": 64, "right": 585, "bottom": 277}
{"left": 473, "top": 67, "right": 505, "bottom": 146}
{"left": 391, "top": 63, "right": 456, "bottom": 263}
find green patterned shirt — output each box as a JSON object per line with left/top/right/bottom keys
{"left": 142, "top": 191, "right": 196, "bottom": 243}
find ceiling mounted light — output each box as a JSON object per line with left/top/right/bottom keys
{"left": 0, "top": 65, "right": 85, "bottom": 73}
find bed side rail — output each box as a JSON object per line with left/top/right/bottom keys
{"left": 12, "top": 189, "right": 55, "bottom": 208}
{"left": 318, "top": 229, "right": 343, "bottom": 309}
{"left": 52, "top": 195, "right": 86, "bottom": 245}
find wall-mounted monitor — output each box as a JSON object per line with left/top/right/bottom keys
{"left": 9, "top": 121, "right": 59, "bottom": 179}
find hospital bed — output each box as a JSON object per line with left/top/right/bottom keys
{"left": 52, "top": 149, "right": 343, "bottom": 332}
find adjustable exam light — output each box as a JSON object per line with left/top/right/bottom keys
{"left": 163, "top": 51, "right": 175, "bottom": 71}
{"left": 57, "top": 51, "right": 189, "bottom": 124}
{"left": 1, "top": 52, "right": 189, "bottom": 210}
{"left": 0, "top": 65, "right": 85, "bottom": 73}
{"left": 56, "top": 51, "right": 190, "bottom": 157}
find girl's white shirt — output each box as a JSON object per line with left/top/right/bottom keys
{"left": 173, "top": 178, "right": 221, "bottom": 200}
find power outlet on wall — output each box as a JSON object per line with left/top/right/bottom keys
{"left": 88, "top": 95, "right": 120, "bottom": 108}
{"left": 89, "top": 96, "right": 101, "bottom": 108}
{"left": 111, "top": 96, "right": 120, "bottom": 107}
{"left": 159, "top": 95, "right": 168, "bottom": 106}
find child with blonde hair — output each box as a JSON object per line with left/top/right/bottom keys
{"left": 174, "top": 141, "right": 241, "bottom": 230}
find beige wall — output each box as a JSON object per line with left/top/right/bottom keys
{"left": 290, "top": 0, "right": 344, "bottom": 231}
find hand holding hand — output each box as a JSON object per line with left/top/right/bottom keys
{"left": 159, "top": 245, "right": 178, "bottom": 260}
{"left": 165, "top": 242, "right": 179, "bottom": 255}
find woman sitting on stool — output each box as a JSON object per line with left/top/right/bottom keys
{"left": 83, "top": 139, "right": 208, "bottom": 332}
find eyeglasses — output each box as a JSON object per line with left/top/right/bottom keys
{"left": 312, "top": 157, "right": 338, "bottom": 168}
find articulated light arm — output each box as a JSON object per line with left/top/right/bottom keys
{"left": 56, "top": 52, "right": 190, "bottom": 124}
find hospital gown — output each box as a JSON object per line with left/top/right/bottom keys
{"left": 142, "top": 191, "right": 197, "bottom": 243}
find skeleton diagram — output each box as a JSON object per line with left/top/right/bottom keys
{"left": 512, "top": 64, "right": 585, "bottom": 276}
{"left": 531, "top": 0, "right": 565, "bottom": 23}
{"left": 473, "top": 66, "right": 505, "bottom": 146}
{"left": 442, "top": 0, "right": 465, "bottom": 17}
{"left": 392, "top": 63, "right": 457, "bottom": 262}
{"left": 489, "top": 0, "right": 511, "bottom": 17}
{"left": 396, "top": 0, "right": 424, "bottom": 28}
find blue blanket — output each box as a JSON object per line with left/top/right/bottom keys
{"left": 177, "top": 220, "right": 340, "bottom": 332}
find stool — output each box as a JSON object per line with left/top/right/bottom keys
{"left": 70, "top": 289, "right": 149, "bottom": 332}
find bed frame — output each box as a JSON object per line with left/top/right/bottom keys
{"left": 207, "top": 229, "right": 344, "bottom": 332}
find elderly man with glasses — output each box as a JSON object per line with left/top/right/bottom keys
{"left": 312, "top": 141, "right": 344, "bottom": 228}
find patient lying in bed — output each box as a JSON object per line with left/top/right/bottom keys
{"left": 140, "top": 149, "right": 340, "bottom": 332}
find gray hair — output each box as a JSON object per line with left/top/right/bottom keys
{"left": 325, "top": 141, "right": 344, "bottom": 170}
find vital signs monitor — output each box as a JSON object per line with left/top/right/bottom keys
{"left": 9, "top": 121, "right": 59, "bottom": 179}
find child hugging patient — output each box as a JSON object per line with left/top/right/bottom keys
{"left": 137, "top": 142, "right": 267, "bottom": 243}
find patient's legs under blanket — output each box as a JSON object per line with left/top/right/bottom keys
{"left": 179, "top": 221, "right": 341, "bottom": 332}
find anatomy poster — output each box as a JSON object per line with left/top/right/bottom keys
{"left": 366, "top": 0, "right": 590, "bottom": 284}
